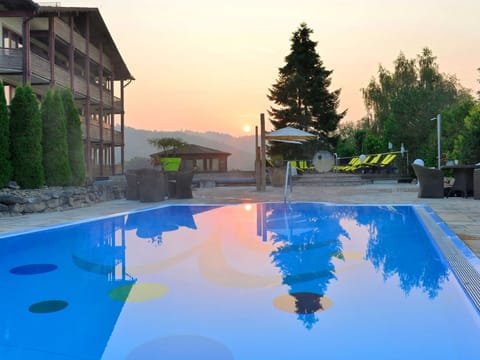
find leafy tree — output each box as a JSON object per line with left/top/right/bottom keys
{"left": 362, "top": 48, "right": 466, "bottom": 165}
{"left": 10, "top": 85, "right": 44, "bottom": 188}
{"left": 267, "top": 23, "right": 345, "bottom": 160}
{"left": 41, "top": 89, "right": 71, "bottom": 186}
{"left": 148, "top": 137, "right": 187, "bottom": 155}
{"left": 0, "top": 82, "right": 12, "bottom": 188}
{"left": 440, "top": 97, "right": 475, "bottom": 161}
{"left": 61, "top": 88, "right": 85, "bottom": 186}
{"left": 453, "top": 104, "right": 480, "bottom": 164}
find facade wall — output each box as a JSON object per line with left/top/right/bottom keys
{"left": 0, "top": 7, "right": 131, "bottom": 179}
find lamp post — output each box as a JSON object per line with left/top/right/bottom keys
{"left": 431, "top": 114, "right": 441, "bottom": 169}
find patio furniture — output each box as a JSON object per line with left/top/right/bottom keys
{"left": 175, "top": 170, "right": 194, "bottom": 199}
{"left": 412, "top": 164, "right": 444, "bottom": 198}
{"left": 441, "top": 164, "right": 475, "bottom": 198}
{"left": 136, "top": 168, "right": 167, "bottom": 202}
{"left": 125, "top": 172, "right": 139, "bottom": 200}
{"left": 474, "top": 168, "right": 480, "bottom": 200}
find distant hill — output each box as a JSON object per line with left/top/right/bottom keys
{"left": 124, "top": 127, "right": 256, "bottom": 171}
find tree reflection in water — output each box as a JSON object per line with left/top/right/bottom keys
{"left": 358, "top": 206, "right": 449, "bottom": 298}
{"left": 265, "top": 203, "right": 355, "bottom": 329}
{"left": 264, "top": 204, "right": 449, "bottom": 328}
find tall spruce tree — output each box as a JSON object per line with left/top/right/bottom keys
{"left": 10, "top": 85, "right": 44, "bottom": 188}
{"left": 41, "top": 89, "right": 72, "bottom": 186}
{"left": 0, "top": 82, "right": 12, "bottom": 188}
{"left": 61, "top": 88, "right": 85, "bottom": 186}
{"left": 268, "top": 23, "right": 345, "bottom": 159}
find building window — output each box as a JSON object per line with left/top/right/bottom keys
{"left": 2, "top": 28, "right": 22, "bottom": 49}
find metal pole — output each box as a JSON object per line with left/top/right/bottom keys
{"left": 260, "top": 114, "right": 266, "bottom": 191}
{"left": 255, "top": 126, "right": 261, "bottom": 191}
{"left": 437, "top": 114, "right": 441, "bottom": 169}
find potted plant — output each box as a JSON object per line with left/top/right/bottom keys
{"left": 148, "top": 137, "right": 187, "bottom": 171}
{"left": 268, "top": 154, "right": 287, "bottom": 187}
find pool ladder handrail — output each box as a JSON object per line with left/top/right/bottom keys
{"left": 283, "top": 161, "right": 293, "bottom": 203}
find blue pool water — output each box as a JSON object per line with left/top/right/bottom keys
{"left": 1, "top": 202, "right": 479, "bottom": 359}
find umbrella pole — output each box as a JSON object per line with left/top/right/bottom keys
{"left": 255, "top": 125, "right": 261, "bottom": 191}
{"left": 260, "top": 113, "right": 266, "bottom": 191}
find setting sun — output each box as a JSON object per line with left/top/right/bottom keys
{"left": 242, "top": 124, "right": 252, "bottom": 133}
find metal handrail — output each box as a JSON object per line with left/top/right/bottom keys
{"left": 283, "top": 161, "right": 293, "bottom": 203}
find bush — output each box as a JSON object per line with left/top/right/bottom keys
{"left": 10, "top": 85, "right": 44, "bottom": 189}
{"left": 41, "top": 89, "right": 72, "bottom": 186}
{"left": 0, "top": 81, "right": 12, "bottom": 187}
{"left": 61, "top": 89, "right": 85, "bottom": 185}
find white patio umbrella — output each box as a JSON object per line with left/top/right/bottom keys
{"left": 265, "top": 126, "right": 316, "bottom": 142}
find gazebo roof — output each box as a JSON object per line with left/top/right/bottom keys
{"left": 151, "top": 144, "right": 231, "bottom": 157}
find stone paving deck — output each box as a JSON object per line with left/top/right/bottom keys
{"left": 1, "top": 180, "right": 479, "bottom": 256}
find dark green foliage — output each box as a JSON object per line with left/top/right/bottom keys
{"left": 148, "top": 137, "right": 188, "bottom": 155}
{"left": 41, "top": 89, "right": 72, "bottom": 186}
{"left": 268, "top": 23, "right": 345, "bottom": 159}
{"left": 61, "top": 89, "right": 85, "bottom": 186}
{"left": 0, "top": 82, "right": 12, "bottom": 187}
{"left": 9, "top": 86, "right": 44, "bottom": 188}
{"left": 362, "top": 48, "right": 467, "bottom": 165}
{"left": 454, "top": 104, "right": 480, "bottom": 164}
{"left": 441, "top": 98, "right": 475, "bottom": 161}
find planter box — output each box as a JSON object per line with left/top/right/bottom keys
{"left": 269, "top": 167, "right": 286, "bottom": 187}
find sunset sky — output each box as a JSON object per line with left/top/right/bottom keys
{"left": 59, "top": 0, "right": 480, "bottom": 136}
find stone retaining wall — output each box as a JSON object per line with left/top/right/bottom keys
{"left": 0, "top": 178, "right": 127, "bottom": 217}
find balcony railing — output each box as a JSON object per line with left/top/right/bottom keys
{"left": 53, "top": 18, "right": 112, "bottom": 69}
{"left": 29, "top": 53, "right": 122, "bottom": 111}
{"left": 81, "top": 121, "right": 124, "bottom": 145}
{"left": 0, "top": 48, "right": 23, "bottom": 73}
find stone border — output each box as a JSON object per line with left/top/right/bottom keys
{"left": 0, "top": 178, "right": 126, "bottom": 217}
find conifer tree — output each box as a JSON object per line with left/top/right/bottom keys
{"left": 61, "top": 88, "right": 85, "bottom": 185}
{"left": 41, "top": 89, "right": 71, "bottom": 186}
{"left": 268, "top": 23, "right": 345, "bottom": 159}
{"left": 10, "top": 85, "right": 44, "bottom": 188}
{"left": 0, "top": 82, "right": 12, "bottom": 188}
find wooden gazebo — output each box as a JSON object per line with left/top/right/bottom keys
{"left": 151, "top": 144, "right": 231, "bottom": 172}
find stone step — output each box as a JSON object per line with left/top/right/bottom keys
{"left": 293, "top": 173, "right": 372, "bottom": 186}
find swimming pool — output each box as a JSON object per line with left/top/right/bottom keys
{"left": 1, "top": 202, "right": 479, "bottom": 359}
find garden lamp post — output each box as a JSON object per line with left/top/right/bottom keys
{"left": 431, "top": 114, "right": 441, "bottom": 169}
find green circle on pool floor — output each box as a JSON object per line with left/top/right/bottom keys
{"left": 109, "top": 283, "right": 168, "bottom": 302}
{"left": 29, "top": 300, "right": 68, "bottom": 313}
{"left": 10, "top": 263, "right": 58, "bottom": 275}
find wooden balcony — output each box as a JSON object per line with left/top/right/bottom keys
{"left": 53, "top": 18, "right": 112, "bottom": 69}
{"left": 0, "top": 48, "right": 23, "bottom": 73}
{"left": 29, "top": 52, "right": 122, "bottom": 111}
{"left": 81, "top": 121, "right": 124, "bottom": 146}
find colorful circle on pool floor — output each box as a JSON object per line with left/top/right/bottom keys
{"left": 10, "top": 263, "right": 58, "bottom": 275}
{"left": 126, "top": 335, "right": 234, "bottom": 360}
{"left": 109, "top": 283, "right": 168, "bottom": 302}
{"left": 29, "top": 300, "right": 68, "bottom": 313}
{"left": 273, "top": 292, "right": 333, "bottom": 314}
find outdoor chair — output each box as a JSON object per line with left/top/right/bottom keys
{"left": 412, "top": 164, "right": 444, "bottom": 198}
{"left": 175, "top": 170, "right": 194, "bottom": 199}
{"left": 125, "top": 171, "right": 140, "bottom": 200}
{"left": 356, "top": 153, "right": 383, "bottom": 173}
{"left": 474, "top": 168, "right": 480, "bottom": 200}
{"left": 136, "top": 168, "right": 167, "bottom": 202}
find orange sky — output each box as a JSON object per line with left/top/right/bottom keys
{"left": 60, "top": 0, "right": 480, "bottom": 136}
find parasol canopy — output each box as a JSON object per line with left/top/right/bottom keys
{"left": 265, "top": 126, "right": 316, "bottom": 142}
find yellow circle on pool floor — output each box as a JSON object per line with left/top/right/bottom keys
{"left": 109, "top": 283, "right": 168, "bottom": 302}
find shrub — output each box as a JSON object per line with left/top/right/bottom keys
{"left": 61, "top": 89, "right": 85, "bottom": 186}
{"left": 0, "top": 81, "right": 12, "bottom": 187}
{"left": 10, "top": 85, "right": 44, "bottom": 189}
